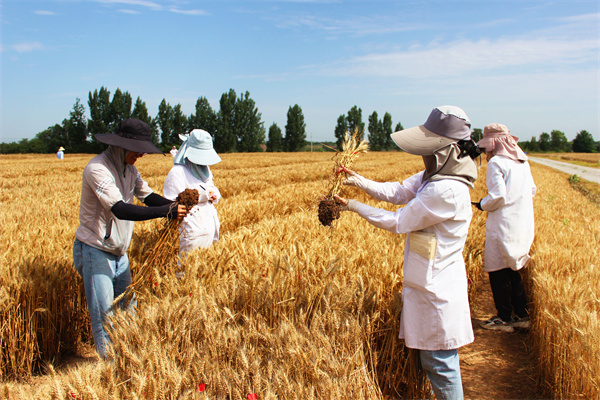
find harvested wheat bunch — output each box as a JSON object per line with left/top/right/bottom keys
{"left": 114, "top": 188, "right": 199, "bottom": 305}
{"left": 318, "top": 128, "right": 368, "bottom": 226}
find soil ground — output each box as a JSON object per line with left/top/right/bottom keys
{"left": 460, "top": 273, "right": 542, "bottom": 400}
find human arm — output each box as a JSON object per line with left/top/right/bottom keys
{"left": 111, "top": 200, "right": 186, "bottom": 221}
{"left": 480, "top": 160, "right": 507, "bottom": 212}
{"left": 334, "top": 181, "right": 457, "bottom": 234}
{"left": 337, "top": 166, "right": 422, "bottom": 205}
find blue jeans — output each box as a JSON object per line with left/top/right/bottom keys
{"left": 73, "top": 239, "right": 135, "bottom": 359}
{"left": 420, "top": 349, "right": 463, "bottom": 400}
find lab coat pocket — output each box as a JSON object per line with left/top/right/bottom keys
{"left": 403, "top": 232, "right": 437, "bottom": 290}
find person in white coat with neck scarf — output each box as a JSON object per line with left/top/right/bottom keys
{"left": 163, "top": 129, "right": 222, "bottom": 257}
{"left": 475, "top": 123, "right": 536, "bottom": 332}
{"left": 334, "top": 106, "right": 482, "bottom": 400}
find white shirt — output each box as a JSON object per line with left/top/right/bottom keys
{"left": 481, "top": 156, "right": 536, "bottom": 272}
{"left": 163, "top": 164, "right": 221, "bottom": 252}
{"left": 347, "top": 171, "right": 474, "bottom": 350}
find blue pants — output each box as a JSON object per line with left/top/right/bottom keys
{"left": 420, "top": 349, "right": 463, "bottom": 400}
{"left": 73, "top": 239, "right": 135, "bottom": 359}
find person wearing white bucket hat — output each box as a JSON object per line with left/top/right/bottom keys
{"left": 474, "top": 123, "right": 536, "bottom": 333}
{"left": 334, "top": 106, "right": 483, "bottom": 399}
{"left": 163, "top": 129, "right": 222, "bottom": 257}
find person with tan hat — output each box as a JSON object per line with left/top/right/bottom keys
{"left": 73, "top": 118, "right": 187, "bottom": 359}
{"left": 56, "top": 146, "right": 65, "bottom": 159}
{"left": 474, "top": 123, "right": 536, "bottom": 333}
{"left": 334, "top": 106, "right": 482, "bottom": 399}
{"left": 163, "top": 129, "right": 222, "bottom": 257}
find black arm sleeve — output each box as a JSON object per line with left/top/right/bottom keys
{"left": 143, "top": 192, "right": 173, "bottom": 207}
{"left": 111, "top": 200, "right": 176, "bottom": 221}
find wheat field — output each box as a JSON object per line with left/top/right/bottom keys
{"left": 1, "top": 152, "right": 598, "bottom": 399}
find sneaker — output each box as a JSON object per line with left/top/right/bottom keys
{"left": 480, "top": 316, "right": 514, "bottom": 332}
{"left": 512, "top": 315, "right": 532, "bottom": 329}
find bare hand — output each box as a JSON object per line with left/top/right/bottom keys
{"left": 333, "top": 194, "right": 349, "bottom": 206}
{"left": 336, "top": 166, "right": 354, "bottom": 176}
{"left": 208, "top": 191, "right": 217, "bottom": 203}
{"left": 176, "top": 204, "right": 188, "bottom": 220}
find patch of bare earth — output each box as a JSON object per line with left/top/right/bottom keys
{"left": 461, "top": 273, "right": 541, "bottom": 400}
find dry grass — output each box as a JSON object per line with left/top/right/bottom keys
{"left": 1, "top": 152, "right": 598, "bottom": 399}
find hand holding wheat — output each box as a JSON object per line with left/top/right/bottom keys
{"left": 318, "top": 129, "right": 368, "bottom": 226}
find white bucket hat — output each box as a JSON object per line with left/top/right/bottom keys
{"left": 174, "top": 129, "right": 221, "bottom": 166}
{"left": 391, "top": 106, "right": 472, "bottom": 155}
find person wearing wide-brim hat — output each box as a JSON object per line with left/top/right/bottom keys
{"left": 73, "top": 118, "right": 187, "bottom": 359}
{"left": 334, "top": 106, "right": 483, "bottom": 399}
{"left": 163, "top": 129, "right": 222, "bottom": 257}
{"left": 474, "top": 123, "right": 536, "bottom": 333}
{"left": 57, "top": 146, "right": 65, "bottom": 160}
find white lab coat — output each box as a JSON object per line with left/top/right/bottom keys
{"left": 346, "top": 171, "right": 474, "bottom": 350}
{"left": 163, "top": 165, "right": 221, "bottom": 254}
{"left": 480, "top": 156, "right": 536, "bottom": 272}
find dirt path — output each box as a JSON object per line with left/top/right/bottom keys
{"left": 528, "top": 157, "right": 600, "bottom": 183}
{"left": 460, "top": 273, "right": 540, "bottom": 400}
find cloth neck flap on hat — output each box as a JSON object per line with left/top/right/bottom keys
{"left": 173, "top": 139, "right": 210, "bottom": 182}
{"left": 422, "top": 143, "right": 477, "bottom": 188}
{"left": 486, "top": 133, "right": 528, "bottom": 162}
{"left": 183, "top": 158, "right": 210, "bottom": 182}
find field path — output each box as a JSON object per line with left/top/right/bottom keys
{"left": 528, "top": 156, "right": 600, "bottom": 183}
{"left": 460, "top": 273, "right": 540, "bottom": 399}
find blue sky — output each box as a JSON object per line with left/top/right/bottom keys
{"left": 1, "top": 0, "right": 598, "bottom": 145}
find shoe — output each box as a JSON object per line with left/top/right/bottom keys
{"left": 512, "top": 315, "right": 531, "bottom": 329}
{"left": 480, "top": 316, "right": 514, "bottom": 332}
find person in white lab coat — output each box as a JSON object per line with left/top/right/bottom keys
{"left": 163, "top": 129, "right": 221, "bottom": 257}
{"left": 474, "top": 123, "right": 536, "bottom": 332}
{"left": 335, "top": 106, "right": 482, "bottom": 400}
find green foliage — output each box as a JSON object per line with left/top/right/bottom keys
{"left": 215, "top": 89, "right": 238, "bottom": 153}
{"left": 367, "top": 111, "right": 384, "bottom": 151}
{"left": 266, "top": 123, "right": 283, "bottom": 152}
{"left": 572, "top": 130, "right": 596, "bottom": 153}
{"left": 471, "top": 128, "right": 483, "bottom": 143}
{"left": 334, "top": 114, "right": 348, "bottom": 151}
{"left": 550, "top": 130, "right": 570, "bottom": 152}
{"left": 236, "top": 91, "right": 265, "bottom": 152}
{"left": 156, "top": 99, "right": 174, "bottom": 146}
{"left": 284, "top": 104, "right": 306, "bottom": 152}
{"left": 188, "top": 97, "right": 217, "bottom": 135}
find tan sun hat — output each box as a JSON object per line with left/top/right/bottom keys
{"left": 390, "top": 106, "right": 472, "bottom": 155}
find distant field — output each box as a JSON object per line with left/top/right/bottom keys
{"left": 530, "top": 152, "right": 600, "bottom": 168}
{"left": 1, "top": 152, "right": 598, "bottom": 399}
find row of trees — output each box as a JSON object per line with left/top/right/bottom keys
{"left": 1, "top": 86, "right": 597, "bottom": 154}
{"left": 520, "top": 130, "right": 598, "bottom": 153}
{"left": 0, "top": 87, "right": 308, "bottom": 154}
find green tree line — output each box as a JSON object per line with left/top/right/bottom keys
{"left": 519, "top": 130, "right": 598, "bottom": 153}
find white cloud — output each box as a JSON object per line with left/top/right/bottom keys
{"left": 117, "top": 9, "right": 141, "bottom": 14}
{"left": 168, "top": 8, "right": 209, "bottom": 16}
{"left": 314, "top": 36, "right": 598, "bottom": 79}
{"left": 11, "top": 42, "right": 44, "bottom": 53}
{"left": 34, "top": 10, "right": 56, "bottom": 16}
{"left": 94, "top": 0, "right": 161, "bottom": 10}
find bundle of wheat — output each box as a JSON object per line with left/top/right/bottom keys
{"left": 114, "top": 188, "right": 200, "bottom": 306}
{"left": 318, "top": 129, "right": 368, "bottom": 226}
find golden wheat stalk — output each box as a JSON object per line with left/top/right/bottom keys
{"left": 326, "top": 128, "right": 369, "bottom": 199}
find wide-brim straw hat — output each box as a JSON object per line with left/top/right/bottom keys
{"left": 58, "top": 146, "right": 65, "bottom": 151}
{"left": 176, "top": 129, "right": 221, "bottom": 166}
{"left": 95, "top": 119, "right": 163, "bottom": 154}
{"left": 390, "top": 106, "right": 472, "bottom": 155}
